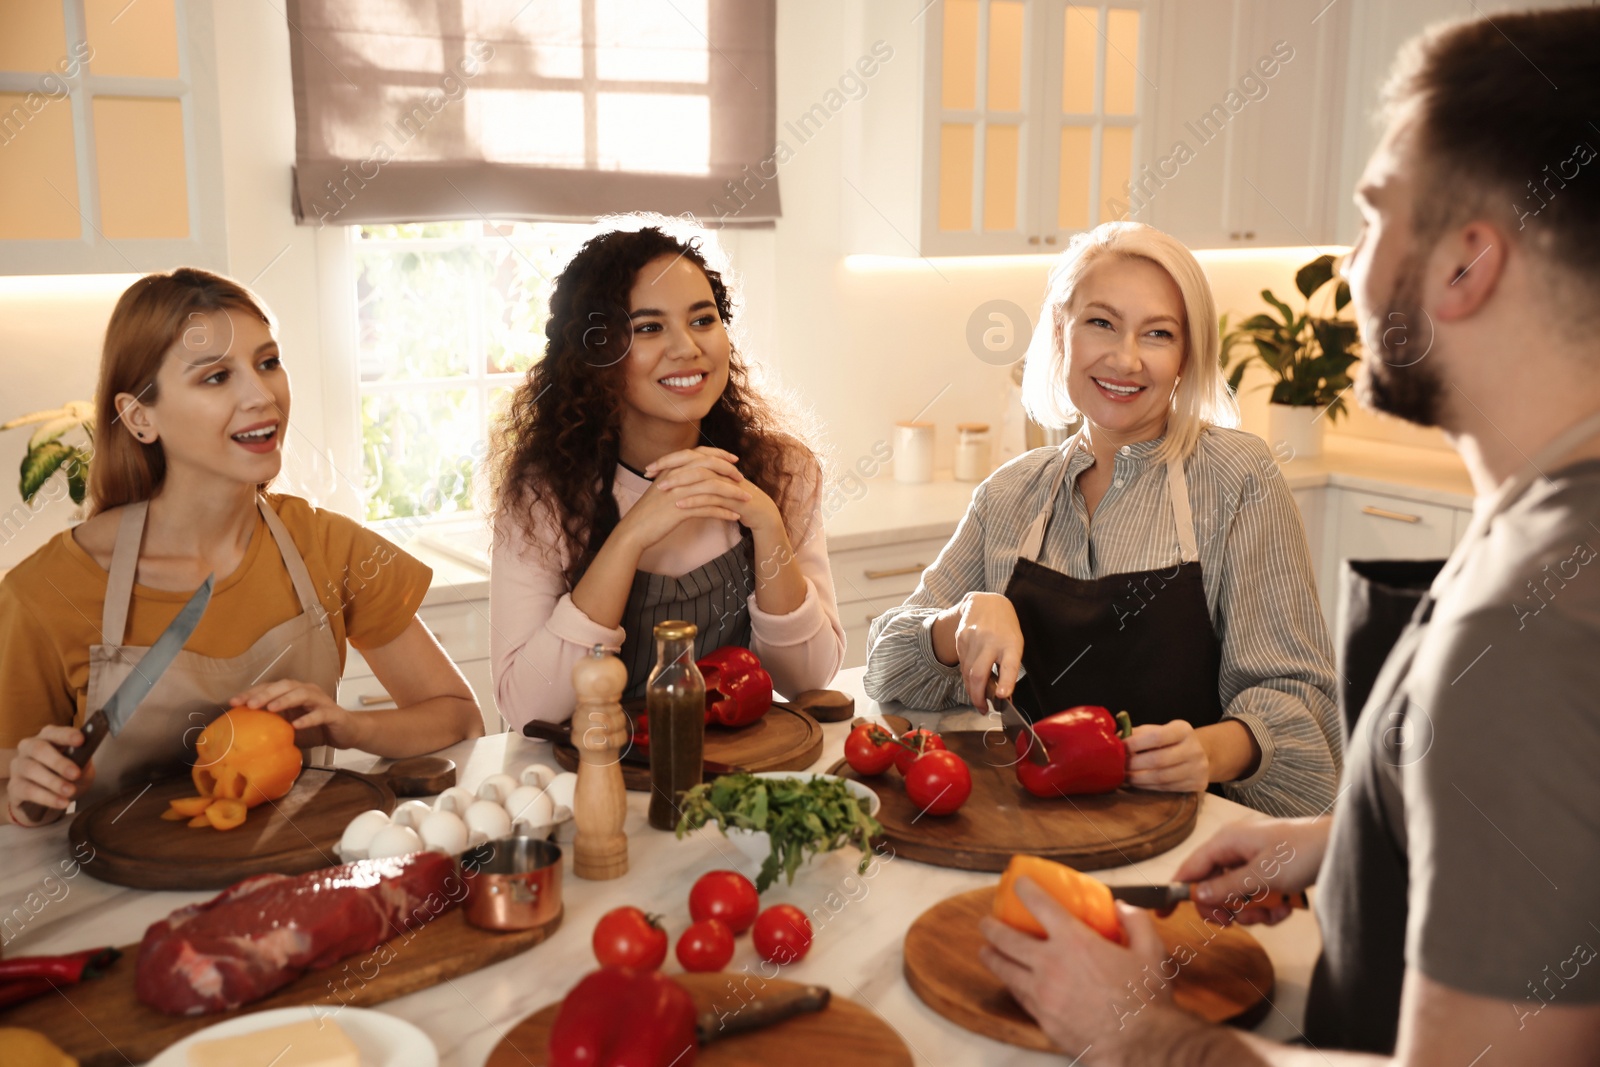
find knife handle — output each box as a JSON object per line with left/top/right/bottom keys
{"left": 699, "top": 984, "right": 831, "bottom": 1044}
{"left": 1253, "top": 890, "right": 1308, "bottom": 910}
{"left": 16, "top": 709, "right": 109, "bottom": 824}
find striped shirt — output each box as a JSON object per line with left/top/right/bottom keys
{"left": 863, "top": 426, "right": 1342, "bottom": 818}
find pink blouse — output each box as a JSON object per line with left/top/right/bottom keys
{"left": 490, "top": 462, "right": 846, "bottom": 728}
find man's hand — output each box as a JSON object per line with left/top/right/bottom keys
{"left": 1171, "top": 816, "right": 1329, "bottom": 926}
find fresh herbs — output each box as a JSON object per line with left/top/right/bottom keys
{"left": 675, "top": 774, "right": 882, "bottom": 892}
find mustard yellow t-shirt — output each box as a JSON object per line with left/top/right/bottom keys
{"left": 0, "top": 493, "right": 431, "bottom": 748}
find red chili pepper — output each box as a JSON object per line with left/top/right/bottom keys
{"left": 1015, "top": 707, "right": 1133, "bottom": 797}
{"left": 548, "top": 966, "right": 697, "bottom": 1067}
{"left": 0, "top": 946, "right": 121, "bottom": 1008}
{"left": 696, "top": 646, "right": 773, "bottom": 728}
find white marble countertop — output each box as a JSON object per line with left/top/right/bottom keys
{"left": 1279, "top": 434, "right": 1473, "bottom": 509}
{"left": 0, "top": 668, "right": 1321, "bottom": 1066}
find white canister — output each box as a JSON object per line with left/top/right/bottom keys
{"left": 954, "top": 423, "right": 992, "bottom": 482}
{"left": 894, "top": 422, "right": 935, "bottom": 483}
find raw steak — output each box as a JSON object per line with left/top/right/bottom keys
{"left": 135, "top": 851, "right": 460, "bottom": 1015}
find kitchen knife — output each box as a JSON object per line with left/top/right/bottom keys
{"left": 519, "top": 719, "right": 749, "bottom": 776}
{"left": 1108, "top": 883, "right": 1308, "bottom": 912}
{"left": 989, "top": 693, "right": 1050, "bottom": 767}
{"left": 696, "top": 983, "right": 830, "bottom": 1045}
{"left": 18, "top": 574, "right": 214, "bottom": 823}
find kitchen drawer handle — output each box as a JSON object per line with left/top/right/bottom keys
{"left": 863, "top": 563, "right": 926, "bottom": 580}
{"left": 359, "top": 692, "right": 396, "bottom": 707}
{"left": 1360, "top": 505, "right": 1422, "bottom": 524}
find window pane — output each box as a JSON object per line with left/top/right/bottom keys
{"left": 942, "top": 0, "right": 978, "bottom": 111}
{"left": 93, "top": 96, "right": 188, "bottom": 239}
{"left": 0, "top": 94, "right": 79, "bottom": 239}
{"left": 983, "top": 123, "right": 1019, "bottom": 232}
{"left": 0, "top": 3, "right": 66, "bottom": 72}
{"left": 361, "top": 389, "right": 480, "bottom": 521}
{"left": 471, "top": 89, "right": 584, "bottom": 166}
{"left": 85, "top": 0, "right": 179, "bottom": 78}
{"left": 1058, "top": 125, "right": 1091, "bottom": 231}
{"left": 939, "top": 122, "right": 975, "bottom": 231}
{"left": 497, "top": 0, "right": 583, "bottom": 79}
{"left": 596, "top": 0, "right": 708, "bottom": 83}
{"left": 356, "top": 245, "right": 478, "bottom": 381}
{"left": 1105, "top": 10, "right": 1140, "bottom": 116}
{"left": 597, "top": 92, "right": 710, "bottom": 175}
{"left": 987, "top": 1, "right": 1024, "bottom": 112}
{"left": 1099, "top": 126, "right": 1134, "bottom": 224}
{"left": 1062, "top": 6, "right": 1097, "bottom": 113}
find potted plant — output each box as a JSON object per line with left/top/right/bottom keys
{"left": 1, "top": 400, "right": 95, "bottom": 513}
{"left": 1220, "top": 254, "right": 1359, "bottom": 458}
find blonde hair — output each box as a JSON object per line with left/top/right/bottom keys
{"left": 1020, "top": 221, "right": 1237, "bottom": 463}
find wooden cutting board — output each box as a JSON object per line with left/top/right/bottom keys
{"left": 903, "top": 887, "right": 1273, "bottom": 1051}
{"left": 0, "top": 905, "right": 562, "bottom": 1067}
{"left": 551, "top": 701, "right": 824, "bottom": 791}
{"left": 830, "top": 730, "right": 1198, "bottom": 871}
{"left": 69, "top": 767, "right": 395, "bottom": 890}
{"left": 485, "top": 972, "right": 912, "bottom": 1066}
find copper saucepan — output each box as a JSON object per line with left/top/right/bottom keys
{"left": 461, "top": 836, "right": 563, "bottom": 931}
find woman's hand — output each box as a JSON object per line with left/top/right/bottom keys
{"left": 933, "top": 592, "right": 1025, "bottom": 709}
{"left": 6, "top": 725, "right": 94, "bottom": 823}
{"left": 1124, "top": 719, "right": 1209, "bottom": 793}
{"left": 230, "top": 680, "right": 369, "bottom": 751}
{"left": 614, "top": 447, "right": 747, "bottom": 553}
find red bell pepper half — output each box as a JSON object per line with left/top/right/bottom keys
{"left": 1015, "top": 706, "right": 1133, "bottom": 797}
{"left": 548, "top": 965, "right": 697, "bottom": 1067}
{"left": 696, "top": 646, "right": 773, "bottom": 728}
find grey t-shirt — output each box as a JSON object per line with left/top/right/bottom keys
{"left": 1307, "top": 461, "right": 1600, "bottom": 1053}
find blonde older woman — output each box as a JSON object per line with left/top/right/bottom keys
{"left": 864, "top": 222, "right": 1340, "bottom": 817}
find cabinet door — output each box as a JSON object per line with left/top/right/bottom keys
{"left": 1333, "top": 488, "right": 1457, "bottom": 563}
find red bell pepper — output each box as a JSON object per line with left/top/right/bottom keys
{"left": 1015, "top": 706, "right": 1133, "bottom": 797}
{"left": 696, "top": 646, "right": 773, "bottom": 728}
{"left": 0, "top": 946, "right": 121, "bottom": 1009}
{"left": 548, "top": 966, "right": 697, "bottom": 1067}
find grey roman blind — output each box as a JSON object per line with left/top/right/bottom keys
{"left": 286, "top": 0, "right": 779, "bottom": 226}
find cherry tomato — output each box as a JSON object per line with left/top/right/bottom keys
{"left": 591, "top": 906, "right": 668, "bottom": 970}
{"left": 676, "top": 918, "right": 735, "bottom": 972}
{"left": 752, "top": 904, "right": 813, "bottom": 965}
{"left": 689, "top": 870, "right": 760, "bottom": 934}
{"left": 904, "top": 750, "right": 972, "bottom": 816}
{"left": 843, "top": 724, "right": 897, "bottom": 776}
{"left": 891, "top": 729, "right": 947, "bottom": 776}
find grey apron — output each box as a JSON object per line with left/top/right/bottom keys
{"left": 82, "top": 497, "right": 342, "bottom": 805}
{"left": 617, "top": 534, "right": 756, "bottom": 700}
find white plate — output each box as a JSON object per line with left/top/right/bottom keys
{"left": 147, "top": 1005, "right": 438, "bottom": 1067}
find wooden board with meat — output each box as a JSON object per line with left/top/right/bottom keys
{"left": 0, "top": 852, "right": 562, "bottom": 1067}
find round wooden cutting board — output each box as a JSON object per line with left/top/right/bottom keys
{"left": 903, "top": 887, "right": 1274, "bottom": 1051}
{"left": 552, "top": 702, "right": 824, "bottom": 791}
{"left": 486, "top": 973, "right": 912, "bottom": 1067}
{"left": 831, "top": 730, "right": 1198, "bottom": 871}
{"left": 70, "top": 767, "right": 394, "bottom": 890}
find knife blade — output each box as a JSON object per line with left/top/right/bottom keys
{"left": 696, "top": 983, "right": 830, "bottom": 1045}
{"left": 18, "top": 574, "right": 213, "bottom": 823}
{"left": 519, "top": 719, "right": 749, "bottom": 776}
{"left": 989, "top": 693, "right": 1050, "bottom": 767}
{"left": 1108, "top": 883, "right": 1309, "bottom": 912}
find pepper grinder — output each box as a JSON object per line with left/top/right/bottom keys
{"left": 571, "top": 645, "right": 630, "bottom": 880}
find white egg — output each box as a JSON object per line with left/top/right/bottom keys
{"left": 433, "top": 786, "right": 477, "bottom": 816}
{"left": 505, "top": 785, "right": 554, "bottom": 832}
{"left": 477, "top": 773, "right": 519, "bottom": 806}
{"left": 366, "top": 823, "right": 423, "bottom": 859}
{"left": 544, "top": 772, "right": 577, "bottom": 821}
{"left": 417, "top": 810, "right": 469, "bottom": 855}
{"left": 519, "top": 764, "right": 556, "bottom": 790}
{"left": 390, "top": 800, "right": 433, "bottom": 831}
{"left": 464, "top": 799, "right": 512, "bottom": 841}
{"left": 339, "top": 809, "right": 391, "bottom": 860}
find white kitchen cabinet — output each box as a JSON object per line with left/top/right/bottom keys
{"left": 830, "top": 536, "right": 952, "bottom": 670}
{"left": 338, "top": 598, "right": 505, "bottom": 736}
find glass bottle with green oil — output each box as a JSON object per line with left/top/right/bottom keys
{"left": 646, "top": 619, "right": 705, "bottom": 831}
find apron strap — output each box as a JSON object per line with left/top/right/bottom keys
{"left": 1166, "top": 454, "right": 1200, "bottom": 564}
{"left": 101, "top": 500, "right": 149, "bottom": 645}
{"left": 1017, "top": 436, "right": 1081, "bottom": 562}
{"left": 256, "top": 497, "right": 324, "bottom": 616}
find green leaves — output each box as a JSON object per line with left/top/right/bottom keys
{"left": 19, "top": 442, "right": 91, "bottom": 504}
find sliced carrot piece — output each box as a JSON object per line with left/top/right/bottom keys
{"left": 204, "top": 798, "right": 248, "bottom": 831}
{"left": 167, "top": 796, "right": 214, "bottom": 817}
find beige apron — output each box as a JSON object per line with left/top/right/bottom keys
{"left": 81, "top": 497, "right": 341, "bottom": 806}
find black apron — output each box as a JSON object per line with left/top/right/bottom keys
{"left": 616, "top": 532, "right": 756, "bottom": 700}
{"left": 1005, "top": 433, "right": 1225, "bottom": 729}
{"left": 1334, "top": 558, "right": 1443, "bottom": 738}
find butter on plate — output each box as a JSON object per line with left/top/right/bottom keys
{"left": 187, "top": 1017, "right": 359, "bottom": 1067}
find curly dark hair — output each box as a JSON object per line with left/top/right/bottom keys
{"left": 492, "top": 224, "right": 809, "bottom": 587}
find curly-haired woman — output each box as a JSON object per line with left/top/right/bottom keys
{"left": 489, "top": 220, "right": 845, "bottom": 727}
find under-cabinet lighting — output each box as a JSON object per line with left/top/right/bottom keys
{"left": 844, "top": 245, "right": 1350, "bottom": 272}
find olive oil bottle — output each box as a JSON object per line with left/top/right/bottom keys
{"left": 645, "top": 620, "right": 705, "bottom": 831}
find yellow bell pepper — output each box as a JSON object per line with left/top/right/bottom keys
{"left": 993, "top": 854, "right": 1125, "bottom": 945}
{"left": 192, "top": 709, "right": 302, "bottom": 809}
